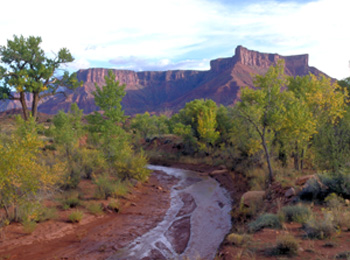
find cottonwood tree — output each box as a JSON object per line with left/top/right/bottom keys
{"left": 171, "top": 99, "right": 219, "bottom": 153}
{"left": 236, "top": 60, "right": 290, "bottom": 184}
{"left": 287, "top": 74, "right": 347, "bottom": 170}
{"left": 0, "top": 35, "right": 81, "bottom": 120}
{"left": 87, "top": 70, "right": 150, "bottom": 181}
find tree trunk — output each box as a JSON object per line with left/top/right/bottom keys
{"left": 32, "top": 92, "right": 39, "bottom": 120}
{"left": 19, "top": 92, "right": 29, "bottom": 121}
{"left": 294, "top": 142, "right": 300, "bottom": 171}
{"left": 300, "top": 149, "right": 304, "bottom": 171}
{"left": 262, "top": 134, "right": 274, "bottom": 184}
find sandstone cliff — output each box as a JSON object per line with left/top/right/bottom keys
{"left": 0, "top": 46, "right": 326, "bottom": 115}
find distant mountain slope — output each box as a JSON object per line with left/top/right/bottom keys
{"left": 0, "top": 46, "right": 327, "bottom": 115}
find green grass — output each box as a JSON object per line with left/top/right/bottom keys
{"left": 281, "top": 204, "right": 311, "bottom": 224}
{"left": 248, "top": 213, "right": 282, "bottom": 233}
{"left": 68, "top": 210, "right": 84, "bottom": 223}
{"left": 86, "top": 203, "right": 104, "bottom": 216}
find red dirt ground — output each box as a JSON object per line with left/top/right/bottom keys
{"left": 0, "top": 171, "right": 177, "bottom": 260}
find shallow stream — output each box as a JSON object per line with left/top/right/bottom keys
{"left": 108, "top": 165, "right": 232, "bottom": 260}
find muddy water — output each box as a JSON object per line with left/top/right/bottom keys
{"left": 108, "top": 165, "right": 232, "bottom": 260}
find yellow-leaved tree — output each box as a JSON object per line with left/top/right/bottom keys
{"left": 0, "top": 118, "right": 64, "bottom": 221}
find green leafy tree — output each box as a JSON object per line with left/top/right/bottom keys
{"left": 236, "top": 60, "right": 289, "bottom": 184}
{"left": 87, "top": 70, "right": 150, "bottom": 181}
{"left": 287, "top": 74, "right": 347, "bottom": 170}
{"left": 171, "top": 99, "right": 219, "bottom": 152}
{"left": 0, "top": 35, "right": 81, "bottom": 120}
{"left": 130, "top": 112, "right": 157, "bottom": 139}
{"left": 313, "top": 106, "right": 350, "bottom": 171}
{"left": 51, "top": 103, "right": 85, "bottom": 188}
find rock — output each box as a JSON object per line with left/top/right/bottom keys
{"left": 285, "top": 187, "right": 296, "bottom": 198}
{"left": 295, "top": 175, "right": 316, "bottom": 186}
{"left": 240, "top": 191, "right": 265, "bottom": 207}
{"left": 165, "top": 216, "right": 191, "bottom": 254}
{"left": 209, "top": 169, "right": 229, "bottom": 177}
{"left": 176, "top": 193, "right": 197, "bottom": 217}
{"left": 3, "top": 46, "right": 326, "bottom": 117}
{"left": 141, "top": 249, "right": 166, "bottom": 260}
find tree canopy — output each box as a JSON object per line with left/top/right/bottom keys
{"left": 0, "top": 35, "right": 81, "bottom": 120}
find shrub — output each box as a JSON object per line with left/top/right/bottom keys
{"left": 22, "top": 220, "right": 37, "bottom": 234}
{"left": 274, "top": 234, "right": 299, "bottom": 256}
{"left": 324, "top": 193, "right": 345, "bottom": 209}
{"left": 61, "top": 196, "right": 81, "bottom": 210}
{"left": 226, "top": 233, "right": 251, "bottom": 246}
{"left": 248, "top": 213, "right": 282, "bottom": 233}
{"left": 299, "top": 177, "right": 329, "bottom": 201}
{"left": 94, "top": 175, "right": 129, "bottom": 199}
{"left": 107, "top": 200, "right": 120, "bottom": 213}
{"left": 68, "top": 210, "right": 83, "bottom": 223}
{"left": 320, "top": 170, "right": 350, "bottom": 198}
{"left": 330, "top": 209, "right": 350, "bottom": 231}
{"left": 303, "top": 213, "right": 335, "bottom": 239}
{"left": 86, "top": 203, "right": 104, "bottom": 216}
{"left": 35, "top": 207, "right": 58, "bottom": 223}
{"left": 335, "top": 251, "right": 350, "bottom": 259}
{"left": 281, "top": 204, "right": 311, "bottom": 224}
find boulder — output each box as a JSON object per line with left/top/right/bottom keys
{"left": 285, "top": 187, "right": 296, "bottom": 198}
{"left": 240, "top": 191, "right": 265, "bottom": 207}
{"left": 295, "top": 175, "right": 316, "bottom": 186}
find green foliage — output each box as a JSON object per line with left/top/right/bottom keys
{"left": 313, "top": 107, "right": 350, "bottom": 171}
{"left": 60, "top": 191, "right": 81, "bottom": 209}
{"left": 248, "top": 213, "right": 282, "bottom": 233}
{"left": 115, "top": 150, "right": 151, "bottom": 182}
{"left": 0, "top": 119, "right": 63, "bottom": 221}
{"left": 303, "top": 213, "right": 335, "bottom": 239}
{"left": 236, "top": 60, "right": 289, "bottom": 183}
{"left": 92, "top": 70, "right": 126, "bottom": 123}
{"left": 170, "top": 99, "right": 220, "bottom": 153}
{"left": 320, "top": 170, "right": 350, "bottom": 198}
{"left": 226, "top": 233, "right": 251, "bottom": 246}
{"left": 274, "top": 234, "right": 299, "bottom": 256}
{"left": 299, "top": 177, "right": 329, "bottom": 201}
{"left": 107, "top": 200, "right": 120, "bottom": 213}
{"left": 0, "top": 35, "right": 81, "bottom": 120}
{"left": 130, "top": 112, "right": 157, "bottom": 139}
{"left": 324, "top": 193, "right": 345, "bottom": 209}
{"left": 86, "top": 203, "right": 104, "bottom": 216}
{"left": 281, "top": 204, "right": 311, "bottom": 223}
{"left": 68, "top": 210, "right": 83, "bottom": 223}
{"left": 22, "top": 220, "right": 37, "bottom": 234}
{"left": 94, "top": 175, "right": 129, "bottom": 199}
{"left": 50, "top": 104, "right": 86, "bottom": 189}
{"left": 87, "top": 70, "right": 149, "bottom": 182}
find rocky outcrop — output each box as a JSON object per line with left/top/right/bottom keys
{"left": 1, "top": 46, "right": 329, "bottom": 115}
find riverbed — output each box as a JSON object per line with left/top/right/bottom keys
{"left": 109, "top": 165, "right": 232, "bottom": 260}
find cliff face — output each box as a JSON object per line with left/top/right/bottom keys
{"left": 0, "top": 46, "right": 327, "bottom": 115}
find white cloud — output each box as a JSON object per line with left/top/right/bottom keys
{"left": 0, "top": 0, "right": 349, "bottom": 79}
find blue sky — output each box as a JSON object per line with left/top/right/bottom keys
{"left": 0, "top": 0, "right": 349, "bottom": 79}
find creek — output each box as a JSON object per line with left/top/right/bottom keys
{"left": 108, "top": 165, "right": 232, "bottom": 260}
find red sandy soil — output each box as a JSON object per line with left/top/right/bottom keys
{"left": 220, "top": 221, "right": 350, "bottom": 260}
{"left": 0, "top": 171, "right": 178, "bottom": 260}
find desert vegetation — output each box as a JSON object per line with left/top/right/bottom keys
{"left": 1, "top": 34, "right": 350, "bottom": 259}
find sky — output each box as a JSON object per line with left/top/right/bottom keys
{"left": 0, "top": 0, "right": 349, "bottom": 79}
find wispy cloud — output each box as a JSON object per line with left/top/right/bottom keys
{"left": 0, "top": 0, "right": 349, "bottom": 79}
{"left": 109, "top": 56, "right": 209, "bottom": 71}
